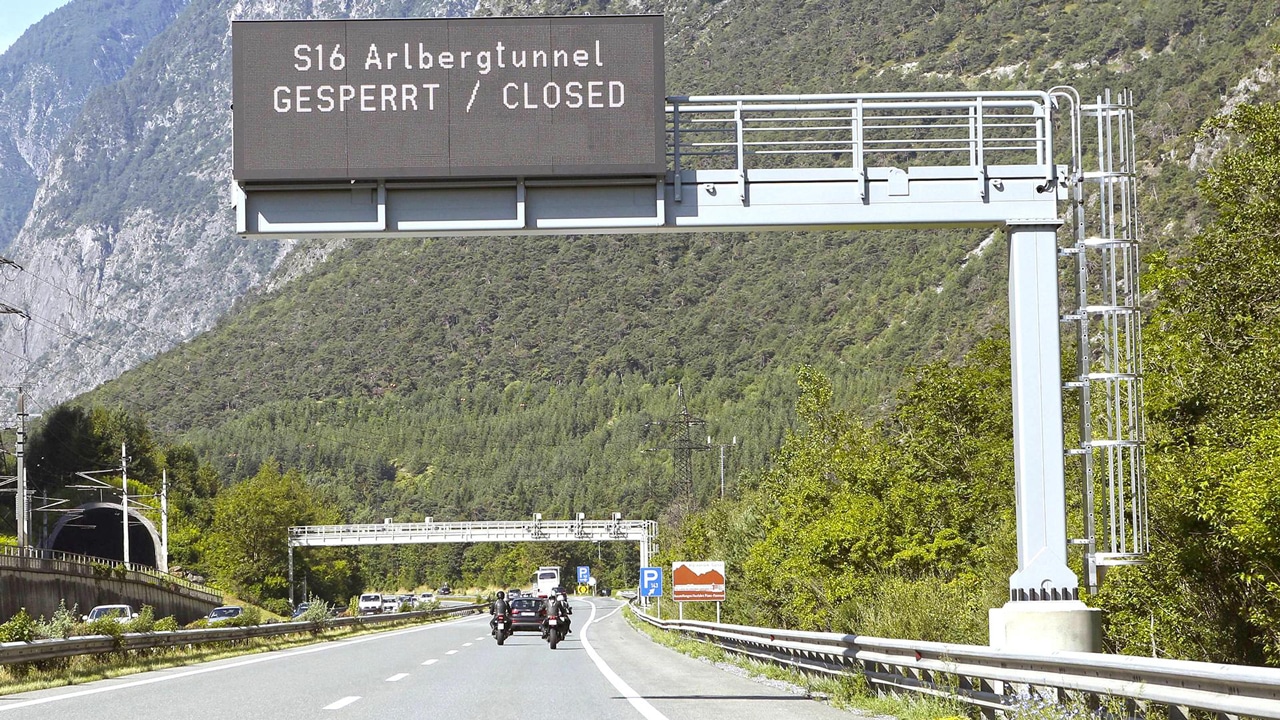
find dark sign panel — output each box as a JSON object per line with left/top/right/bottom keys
{"left": 233, "top": 16, "right": 665, "bottom": 181}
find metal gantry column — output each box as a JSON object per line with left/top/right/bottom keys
{"left": 1006, "top": 221, "right": 1079, "bottom": 601}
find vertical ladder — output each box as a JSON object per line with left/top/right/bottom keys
{"left": 1057, "top": 88, "right": 1149, "bottom": 592}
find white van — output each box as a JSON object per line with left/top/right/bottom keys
{"left": 357, "top": 593, "right": 383, "bottom": 615}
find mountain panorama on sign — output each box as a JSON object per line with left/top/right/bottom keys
{"left": 673, "top": 565, "right": 724, "bottom": 586}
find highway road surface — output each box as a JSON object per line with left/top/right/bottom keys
{"left": 0, "top": 598, "right": 856, "bottom": 719}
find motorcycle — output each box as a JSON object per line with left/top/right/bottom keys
{"left": 544, "top": 613, "right": 567, "bottom": 649}
{"left": 491, "top": 614, "right": 511, "bottom": 645}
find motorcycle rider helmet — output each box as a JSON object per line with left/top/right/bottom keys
{"left": 496, "top": 590, "right": 505, "bottom": 600}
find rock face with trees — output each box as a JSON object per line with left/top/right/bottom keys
{"left": 1, "top": 0, "right": 1279, "bottom": 665}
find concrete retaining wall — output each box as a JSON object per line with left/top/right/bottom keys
{"left": 0, "top": 553, "right": 221, "bottom": 625}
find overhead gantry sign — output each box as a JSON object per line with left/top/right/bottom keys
{"left": 286, "top": 515, "right": 657, "bottom": 604}
{"left": 236, "top": 15, "right": 1147, "bottom": 653}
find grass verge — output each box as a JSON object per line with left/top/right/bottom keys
{"left": 0, "top": 612, "right": 472, "bottom": 696}
{"left": 623, "top": 605, "right": 970, "bottom": 720}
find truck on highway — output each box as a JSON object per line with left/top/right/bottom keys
{"left": 534, "top": 566, "right": 560, "bottom": 598}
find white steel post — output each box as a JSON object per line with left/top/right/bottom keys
{"left": 993, "top": 221, "right": 1099, "bottom": 652}
{"left": 1006, "top": 222, "right": 1076, "bottom": 597}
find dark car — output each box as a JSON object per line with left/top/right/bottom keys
{"left": 437, "top": 585, "right": 451, "bottom": 596}
{"left": 290, "top": 603, "right": 311, "bottom": 619}
{"left": 508, "top": 597, "right": 546, "bottom": 632}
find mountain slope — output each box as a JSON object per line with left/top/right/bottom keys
{"left": 0, "top": 0, "right": 186, "bottom": 251}
{"left": 0, "top": 0, "right": 472, "bottom": 419}
{"left": 3, "top": 0, "right": 1278, "bottom": 506}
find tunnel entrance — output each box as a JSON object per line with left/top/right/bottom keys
{"left": 43, "top": 502, "right": 161, "bottom": 569}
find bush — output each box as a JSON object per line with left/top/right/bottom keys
{"left": 298, "top": 600, "right": 333, "bottom": 623}
{"left": 82, "top": 616, "right": 125, "bottom": 641}
{"left": 154, "top": 616, "right": 179, "bottom": 632}
{"left": 0, "top": 609, "right": 36, "bottom": 643}
{"left": 261, "top": 598, "right": 290, "bottom": 617}
{"left": 126, "top": 606, "right": 157, "bottom": 633}
{"left": 35, "top": 600, "right": 79, "bottom": 640}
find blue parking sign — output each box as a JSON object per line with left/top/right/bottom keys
{"left": 577, "top": 565, "right": 590, "bottom": 584}
{"left": 640, "top": 567, "right": 663, "bottom": 597}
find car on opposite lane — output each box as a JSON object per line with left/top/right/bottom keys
{"left": 83, "top": 604, "right": 136, "bottom": 624}
{"left": 207, "top": 606, "right": 244, "bottom": 622}
{"left": 357, "top": 593, "right": 383, "bottom": 615}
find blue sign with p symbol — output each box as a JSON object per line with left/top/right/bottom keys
{"left": 577, "top": 566, "right": 590, "bottom": 584}
{"left": 640, "top": 567, "right": 663, "bottom": 597}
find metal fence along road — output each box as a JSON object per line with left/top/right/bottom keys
{"left": 632, "top": 607, "right": 1280, "bottom": 720}
{"left": 0, "top": 603, "right": 484, "bottom": 667}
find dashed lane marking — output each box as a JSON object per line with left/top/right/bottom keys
{"left": 445, "top": 650, "right": 458, "bottom": 655}
{"left": 0, "top": 614, "right": 482, "bottom": 712}
{"left": 324, "top": 697, "right": 361, "bottom": 710}
{"left": 386, "top": 674, "right": 409, "bottom": 682}
{"left": 422, "top": 659, "right": 439, "bottom": 666}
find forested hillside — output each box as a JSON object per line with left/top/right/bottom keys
{"left": 6, "top": 0, "right": 1280, "bottom": 663}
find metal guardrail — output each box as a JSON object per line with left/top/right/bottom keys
{"left": 632, "top": 608, "right": 1280, "bottom": 720}
{"left": 0, "top": 603, "right": 484, "bottom": 666}
{"left": 0, "top": 546, "right": 219, "bottom": 601}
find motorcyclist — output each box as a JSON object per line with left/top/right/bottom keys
{"left": 489, "top": 591, "right": 511, "bottom": 635}
{"left": 541, "top": 593, "right": 560, "bottom": 639}
{"left": 556, "top": 592, "right": 572, "bottom": 635}
{"left": 542, "top": 592, "right": 571, "bottom": 638}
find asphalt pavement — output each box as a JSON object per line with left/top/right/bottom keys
{"left": 0, "top": 598, "right": 859, "bottom": 719}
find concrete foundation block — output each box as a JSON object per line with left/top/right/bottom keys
{"left": 989, "top": 600, "right": 1102, "bottom": 652}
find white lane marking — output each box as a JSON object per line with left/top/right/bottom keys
{"left": 462, "top": 642, "right": 472, "bottom": 647}
{"left": 0, "top": 613, "right": 485, "bottom": 712}
{"left": 386, "top": 673, "right": 409, "bottom": 682}
{"left": 422, "top": 659, "right": 439, "bottom": 666}
{"left": 581, "top": 600, "right": 670, "bottom": 720}
{"left": 445, "top": 649, "right": 458, "bottom": 655}
{"left": 324, "top": 696, "right": 361, "bottom": 710}
{"left": 476, "top": 636, "right": 488, "bottom": 641}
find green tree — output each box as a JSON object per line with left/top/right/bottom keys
{"left": 202, "top": 459, "right": 355, "bottom": 604}
{"left": 1102, "top": 96, "right": 1280, "bottom": 664}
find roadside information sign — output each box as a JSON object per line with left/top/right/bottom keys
{"left": 672, "top": 561, "right": 725, "bottom": 602}
{"left": 233, "top": 15, "right": 665, "bottom": 181}
{"left": 640, "top": 567, "right": 662, "bottom": 597}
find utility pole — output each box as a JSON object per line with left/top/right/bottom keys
{"left": 14, "top": 388, "right": 26, "bottom": 549}
{"left": 708, "top": 436, "right": 738, "bottom": 499}
{"left": 121, "top": 442, "right": 129, "bottom": 567}
{"left": 0, "top": 302, "right": 29, "bottom": 549}
{"left": 160, "top": 469, "right": 168, "bottom": 573}
{"left": 645, "top": 384, "right": 709, "bottom": 504}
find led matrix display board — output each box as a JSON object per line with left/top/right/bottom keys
{"left": 233, "top": 16, "right": 665, "bottom": 181}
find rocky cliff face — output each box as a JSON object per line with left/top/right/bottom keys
{"left": 0, "top": 0, "right": 469, "bottom": 416}
{"left": 0, "top": 0, "right": 187, "bottom": 252}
